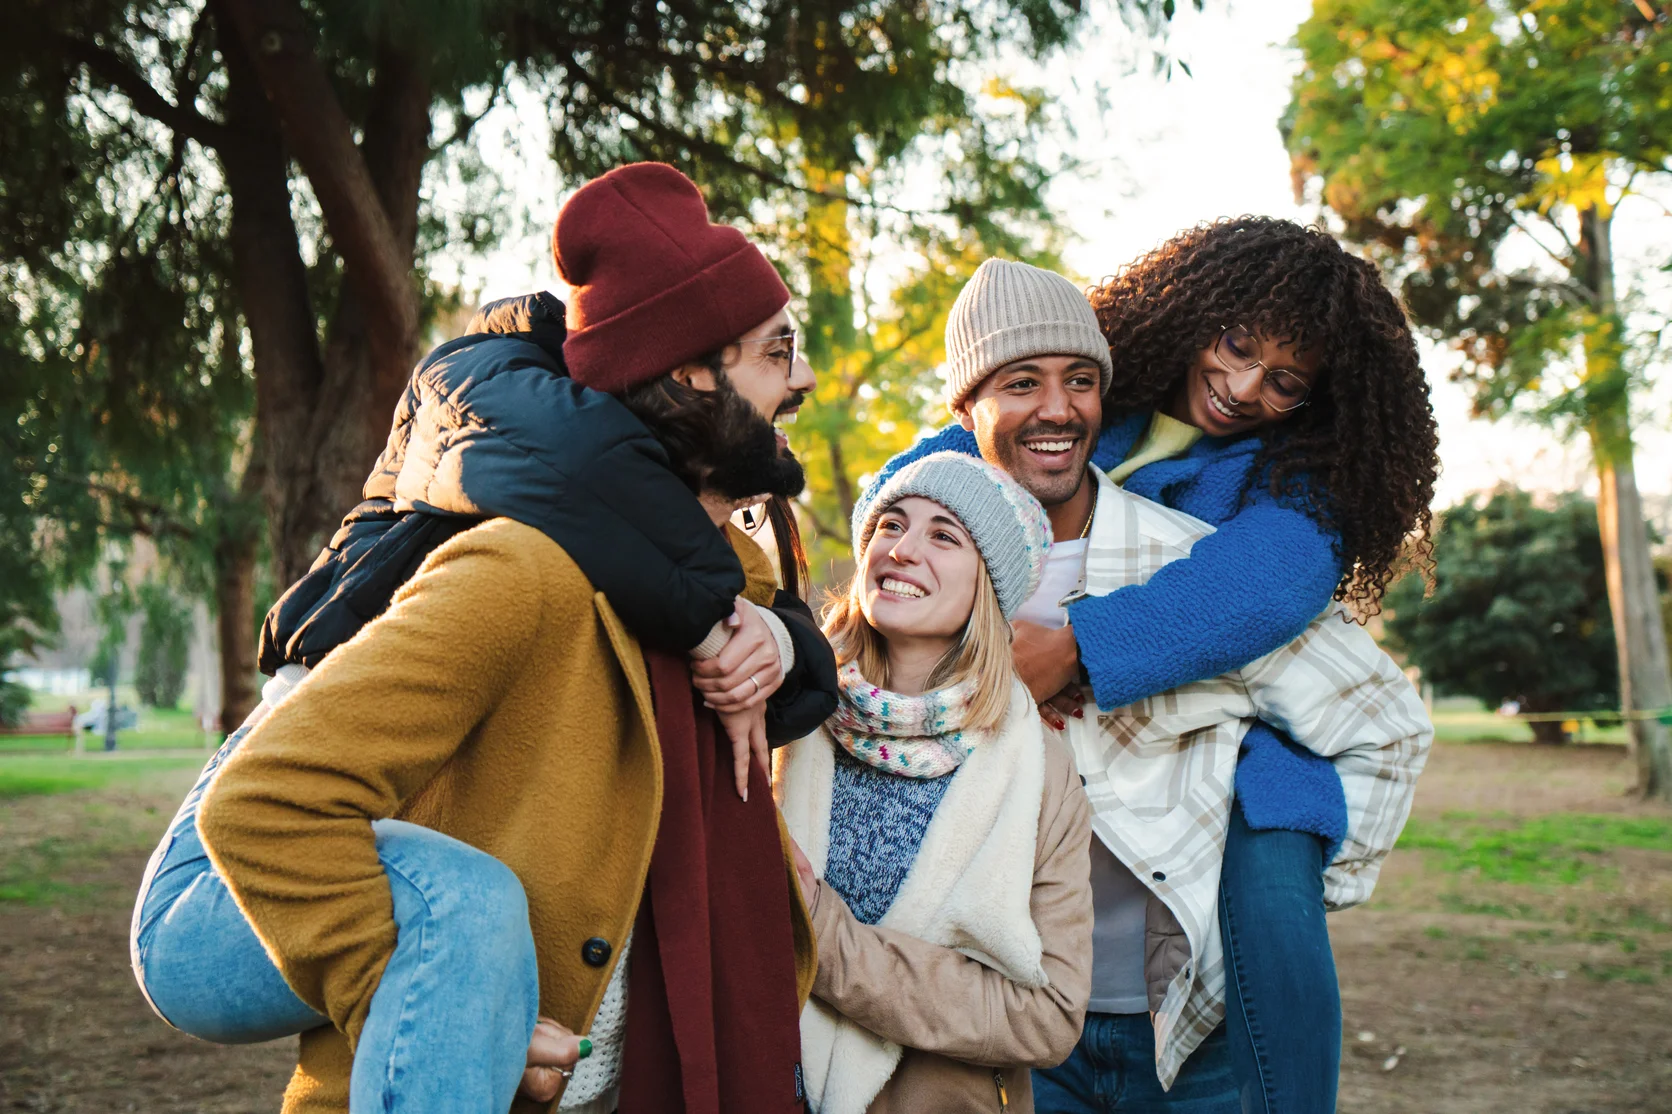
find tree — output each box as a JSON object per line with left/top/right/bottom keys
{"left": 771, "top": 101, "right": 1071, "bottom": 576}
{"left": 1384, "top": 489, "right": 1617, "bottom": 744}
{"left": 88, "top": 578, "right": 134, "bottom": 749}
{"left": 136, "top": 582, "right": 192, "bottom": 709}
{"left": 1285, "top": 0, "right": 1672, "bottom": 795}
{"left": 1660, "top": 553, "right": 1672, "bottom": 652}
{"left": 0, "top": 367, "right": 65, "bottom": 727}
{"left": 4, "top": 0, "right": 1181, "bottom": 724}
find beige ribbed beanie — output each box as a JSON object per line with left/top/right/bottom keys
{"left": 942, "top": 258, "right": 1112, "bottom": 410}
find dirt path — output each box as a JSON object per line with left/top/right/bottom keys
{"left": 0, "top": 772, "right": 295, "bottom": 1112}
{"left": 1332, "top": 740, "right": 1672, "bottom": 1113}
{"left": 3, "top": 743, "right": 1668, "bottom": 1113}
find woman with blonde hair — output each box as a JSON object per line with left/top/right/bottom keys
{"left": 776, "top": 451, "right": 1094, "bottom": 1113}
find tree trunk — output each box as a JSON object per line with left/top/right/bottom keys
{"left": 217, "top": 0, "right": 419, "bottom": 372}
{"left": 216, "top": 8, "right": 338, "bottom": 587}
{"left": 295, "top": 46, "right": 433, "bottom": 576}
{"left": 215, "top": 4, "right": 430, "bottom": 584}
{"left": 829, "top": 435, "right": 856, "bottom": 531}
{"left": 1528, "top": 718, "right": 1571, "bottom": 746}
{"left": 213, "top": 508, "right": 261, "bottom": 732}
{"left": 1592, "top": 452, "right": 1672, "bottom": 792}
{"left": 1580, "top": 205, "right": 1672, "bottom": 800}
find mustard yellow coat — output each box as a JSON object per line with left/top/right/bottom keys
{"left": 199, "top": 518, "right": 816, "bottom": 1113}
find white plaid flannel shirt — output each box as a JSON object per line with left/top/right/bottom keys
{"left": 1056, "top": 466, "right": 1432, "bottom": 1088}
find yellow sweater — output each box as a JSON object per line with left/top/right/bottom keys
{"left": 199, "top": 518, "right": 815, "bottom": 1113}
{"left": 1105, "top": 412, "right": 1202, "bottom": 486}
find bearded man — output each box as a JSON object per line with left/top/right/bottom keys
{"left": 130, "top": 163, "right": 836, "bottom": 1114}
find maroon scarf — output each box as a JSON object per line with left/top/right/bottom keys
{"left": 617, "top": 648, "right": 805, "bottom": 1114}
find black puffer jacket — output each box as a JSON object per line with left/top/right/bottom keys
{"left": 259, "top": 292, "right": 837, "bottom": 741}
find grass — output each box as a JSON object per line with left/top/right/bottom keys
{"left": 1427, "top": 700, "right": 1631, "bottom": 746}
{"left": 1392, "top": 805, "right": 1672, "bottom": 987}
{"left": 1, "top": 698, "right": 217, "bottom": 756}
{"left": 0, "top": 755, "right": 207, "bottom": 800}
{"left": 1397, "top": 812, "right": 1672, "bottom": 885}
{"left": 0, "top": 834, "right": 103, "bottom": 904}
{"left": 0, "top": 795, "right": 184, "bottom": 906}
{"left": 0, "top": 754, "right": 202, "bottom": 906}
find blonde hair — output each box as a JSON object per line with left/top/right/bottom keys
{"left": 823, "top": 549, "right": 1018, "bottom": 735}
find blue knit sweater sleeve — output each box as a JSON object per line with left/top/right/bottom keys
{"left": 870, "top": 424, "right": 981, "bottom": 492}
{"left": 868, "top": 419, "right": 1343, "bottom": 711}
{"left": 1067, "top": 492, "right": 1343, "bottom": 710}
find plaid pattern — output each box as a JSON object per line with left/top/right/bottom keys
{"left": 1057, "top": 466, "right": 1432, "bottom": 1088}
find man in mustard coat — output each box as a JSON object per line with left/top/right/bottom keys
{"left": 130, "top": 164, "right": 835, "bottom": 1114}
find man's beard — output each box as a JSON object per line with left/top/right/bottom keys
{"left": 978, "top": 418, "right": 1090, "bottom": 506}
{"left": 704, "top": 381, "right": 806, "bottom": 502}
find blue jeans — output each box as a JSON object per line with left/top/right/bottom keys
{"left": 1034, "top": 1013, "right": 1238, "bottom": 1112}
{"left": 1218, "top": 799, "right": 1340, "bottom": 1114}
{"left": 131, "top": 725, "right": 541, "bottom": 1113}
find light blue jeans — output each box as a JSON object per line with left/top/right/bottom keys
{"left": 130, "top": 725, "right": 541, "bottom": 1113}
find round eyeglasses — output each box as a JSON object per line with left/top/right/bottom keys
{"left": 737, "top": 329, "right": 799, "bottom": 371}
{"left": 1212, "top": 325, "right": 1312, "bottom": 412}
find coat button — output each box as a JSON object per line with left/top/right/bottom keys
{"left": 1151, "top": 870, "right": 1167, "bottom": 883}
{"left": 581, "top": 937, "right": 612, "bottom": 967}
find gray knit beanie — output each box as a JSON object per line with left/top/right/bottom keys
{"left": 942, "top": 258, "right": 1113, "bottom": 410}
{"left": 851, "top": 451, "right": 1053, "bottom": 618}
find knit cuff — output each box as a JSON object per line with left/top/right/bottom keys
{"left": 745, "top": 601, "right": 797, "bottom": 675}
{"left": 688, "top": 602, "right": 797, "bottom": 673}
{"left": 689, "top": 620, "right": 731, "bottom": 661}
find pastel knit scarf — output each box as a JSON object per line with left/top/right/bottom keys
{"left": 827, "top": 660, "right": 981, "bottom": 779}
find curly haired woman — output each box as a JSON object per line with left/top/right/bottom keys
{"left": 872, "top": 217, "right": 1441, "bottom": 1114}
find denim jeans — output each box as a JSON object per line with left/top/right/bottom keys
{"left": 1218, "top": 799, "right": 1340, "bottom": 1114}
{"left": 1033, "top": 1013, "right": 1238, "bottom": 1112}
{"left": 131, "top": 725, "right": 541, "bottom": 1114}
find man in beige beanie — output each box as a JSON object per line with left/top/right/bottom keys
{"left": 942, "top": 258, "right": 1113, "bottom": 540}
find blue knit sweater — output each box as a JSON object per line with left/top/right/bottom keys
{"left": 869, "top": 413, "right": 1349, "bottom": 847}
{"left": 824, "top": 748, "right": 955, "bottom": 924}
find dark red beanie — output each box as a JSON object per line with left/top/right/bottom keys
{"left": 552, "top": 163, "right": 790, "bottom": 394}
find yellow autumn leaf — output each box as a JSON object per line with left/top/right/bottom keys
{"left": 1531, "top": 153, "right": 1615, "bottom": 217}
{"left": 980, "top": 77, "right": 1027, "bottom": 103}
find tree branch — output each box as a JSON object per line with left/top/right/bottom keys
{"left": 28, "top": 468, "right": 202, "bottom": 544}
{"left": 847, "top": 317, "right": 942, "bottom": 401}
{"left": 797, "top": 497, "right": 851, "bottom": 544}
{"left": 559, "top": 53, "right": 971, "bottom": 222}
{"left": 89, "top": 481, "right": 200, "bottom": 543}
{"left": 1514, "top": 203, "right": 1581, "bottom": 260}
{"left": 57, "top": 33, "right": 232, "bottom": 150}
{"left": 217, "top": 0, "right": 418, "bottom": 362}
{"left": 1506, "top": 209, "right": 1596, "bottom": 306}
{"left": 431, "top": 72, "right": 507, "bottom": 153}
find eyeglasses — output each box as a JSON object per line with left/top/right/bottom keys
{"left": 1211, "top": 325, "right": 1312, "bottom": 412}
{"left": 737, "top": 329, "right": 799, "bottom": 371}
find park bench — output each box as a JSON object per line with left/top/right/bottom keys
{"left": 0, "top": 707, "right": 78, "bottom": 740}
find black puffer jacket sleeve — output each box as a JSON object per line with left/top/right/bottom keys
{"left": 260, "top": 293, "right": 746, "bottom": 669}
{"left": 763, "top": 590, "right": 840, "bottom": 744}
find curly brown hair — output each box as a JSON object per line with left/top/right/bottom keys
{"left": 1088, "top": 216, "right": 1439, "bottom": 614}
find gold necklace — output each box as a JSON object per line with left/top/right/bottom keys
{"left": 1078, "top": 501, "right": 1095, "bottom": 540}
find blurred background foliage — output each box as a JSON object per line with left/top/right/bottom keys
{"left": 1383, "top": 488, "right": 1620, "bottom": 743}
{"left": 0, "top": 0, "right": 1190, "bottom": 722}
{"left": 1286, "top": 0, "right": 1672, "bottom": 792}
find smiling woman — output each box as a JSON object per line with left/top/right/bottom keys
{"left": 773, "top": 450, "right": 1093, "bottom": 1114}
{"left": 1088, "top": 215, "right": 1439, "bottom": 613}
{"left": 828, "top": 452, "right": 1054, "bottom": 737}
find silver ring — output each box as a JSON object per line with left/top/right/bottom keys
{"left": 556, "top": 1067, "right": 574, "bottom": 1080}
{"left": 749, "top": 675, "right": 761, "bottom": 695}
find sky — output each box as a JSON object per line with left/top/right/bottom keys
{"left": 443, "top": 0, "right": 1670, "bottom": 512}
